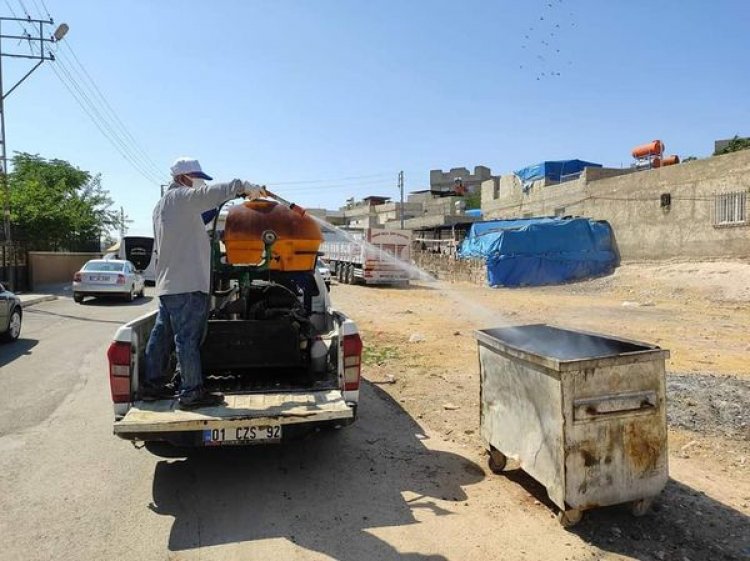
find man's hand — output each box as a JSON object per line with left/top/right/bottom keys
{"left": 241, "top": 181, "right": 268, "bottom": 200}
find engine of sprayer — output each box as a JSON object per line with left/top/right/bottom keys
{"left": 201, "top": 200, "right": 326, "bottom": 374}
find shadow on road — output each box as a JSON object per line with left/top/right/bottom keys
{"left": 498, "top": 469, "right": 750, "bottom": 560}
{"left": 149, "top": 382, "right": 485, "bottom": 560}
{"left": 80, "top": 295, "right": 154, "bottom": 307}
{"left": 0, "top": 338, "right": 38, "bottom": 367}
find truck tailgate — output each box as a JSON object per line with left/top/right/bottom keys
{"left": 114, "top": 390, "right": 353, "bottom": 436}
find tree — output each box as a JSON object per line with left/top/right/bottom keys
{"left": 714, "top": 135, "right": 750, "bottom": 156}
{"left": 2, "top": 153, "right": 124, "bottom": 250}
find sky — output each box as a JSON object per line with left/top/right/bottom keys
{"left": 3, "top": 0, "right": 749, "bottom": 235}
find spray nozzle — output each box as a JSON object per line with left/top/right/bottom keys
{"left": 263, "top": 189, "right": 307, "bottom": 216}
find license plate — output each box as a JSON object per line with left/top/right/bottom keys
{"left": 90, "top": 275, "right": 109, "bottom": 282}
{"left": 202, "top": 425, "right": 282, "bottom": 446}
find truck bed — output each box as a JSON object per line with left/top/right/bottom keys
{"left": 114, "top": 390, "right": 354, "bottom": 436}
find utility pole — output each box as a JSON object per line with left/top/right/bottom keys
{"left": 398, "top": 170, "right": 404, "bottom": 230}
{"left": 0, "top": 16, "right": 68, "bottom": 243}
{"left": 119, "top": 206, "right": 125, "bottom": 238}
{"left": 160, "top": 183, "right": 168, "bottom": 197}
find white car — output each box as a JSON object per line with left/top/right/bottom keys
{"left": 73, "top": 259, "right": 145, "bottom": 304}
{"left": 317, "top": 258, "right": 332, "bottom": 290}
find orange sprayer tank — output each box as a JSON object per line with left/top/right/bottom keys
{"left": 661, "top": 155, "right": 680, "bottom": 166}
{"left": 223, "top": 200, "right": 323, "bottom": 271}
{"left": 632, "top": 140, "right": 664, "bottom": 159}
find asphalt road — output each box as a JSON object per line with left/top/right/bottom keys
{"left": 1, "top": 290, "right": 745, "bottom": 561}
{"left": 0, "top": 291, "right": 574, "bottom": 561}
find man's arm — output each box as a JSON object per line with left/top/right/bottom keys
{"left": 172, "top": 179, "right": 244, "bottom": 210}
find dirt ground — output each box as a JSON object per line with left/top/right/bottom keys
{"left": 332, "top": 260, "right": 750, "bottom": 559}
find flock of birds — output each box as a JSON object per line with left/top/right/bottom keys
{"left": 518, "top": 0, "right": 576, "bottom": 82}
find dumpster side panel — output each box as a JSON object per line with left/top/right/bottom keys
{"left": 562, "top": 360, "right": 668, "bottom": 510}
{"left": 479, "top": 345, "right": 566, "bottom": 508}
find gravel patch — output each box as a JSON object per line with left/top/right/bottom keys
{"left": 667, "top": 373, "right": 750, "bottom": 440}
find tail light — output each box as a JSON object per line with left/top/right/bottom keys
{"left": 342, "top": 333, "right": 363, "bottom": 391}
{"left": 116, "top": 274, "right": 126, "bottom": 285}
{"left": 73, "top": 272, "right": 82, "bottom": 282}
{"left": 106, "top": 341, "right": 132, "bottom": 403}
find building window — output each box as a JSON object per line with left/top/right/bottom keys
{"left": 713, "top": 191, "right": 748, "bottom": 227}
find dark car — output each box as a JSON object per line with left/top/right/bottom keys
{"left": 0, "top": 283, "right": 22, "bottom": 342}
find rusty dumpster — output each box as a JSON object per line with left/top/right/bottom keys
{"left": 475, "top": 324, "right": 669, "bottom": 526}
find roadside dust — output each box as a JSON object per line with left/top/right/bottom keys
{"left": 332, "top": 260, "right": 750, "bottom": 557}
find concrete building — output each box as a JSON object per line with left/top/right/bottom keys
{"left": 481, "top": 149, "right": 750, "bottom": 260}
{"left": 430, "top": 165, "right": 495, "bottom": 194}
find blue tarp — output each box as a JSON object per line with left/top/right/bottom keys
{"left": 514, "top": 160, "right": 602, "bottom": 187}
{"left": 459, "top": 218, "right": 617, "bottom": 287}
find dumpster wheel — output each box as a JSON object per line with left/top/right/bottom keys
{"left": 630, "top": 497, "right": 654, "bottom": 517}
{"left": 487, "top": 448, "right": 507, "bottom": 474}
{"left": 557, "top": 508, "right": 583, "bottom": 528}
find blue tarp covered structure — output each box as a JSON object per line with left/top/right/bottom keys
{"left": 515, "top": 160, "right": 602, "bottom": 187}
{"left": 459, "top": 218, "right": 617, "bottom": 287}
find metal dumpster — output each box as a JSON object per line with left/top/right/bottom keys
{"left": 475, "top": 324, "right": 669, "bottom": 526}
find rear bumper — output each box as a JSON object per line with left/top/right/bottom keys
{"left": 73, "top": 282, "right": 130, "bottom": 295}
{"left": 113, "top": 390, "right": 357, "bottom": 444}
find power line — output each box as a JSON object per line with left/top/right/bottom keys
{"left": 47, "top": 60, "right": 163, "bottom": 185}
{"left": 11, "top": 1, "right": 167, "bottom": 185}
{"left": 15, "top": 0, "right": 29, "bottom": 17}
{"left": 57, "top": 40, "right": 164, "bottom": 179}
{"left": 50, "top": 53, "right": 164, "bottom": 184}
{"left": 266, "top": 172, "right": 393, "bottom": 186}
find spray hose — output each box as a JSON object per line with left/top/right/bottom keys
{"left": 261, "top": 188, "right": 307, "bottom": 217}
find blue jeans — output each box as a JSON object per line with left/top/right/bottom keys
{"left": 145, "top": 291, "right": 208, "bottom": 396}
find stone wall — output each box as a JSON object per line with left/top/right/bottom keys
{"left": 480, "top": 150, "right": 750, "bottom": 260}
{"left": 413, "top": 250, "right": 487, "bottom": 285}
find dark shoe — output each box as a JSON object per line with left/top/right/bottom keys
{"left": 140, "top": 383, "right": 176, "bottom": 402}
{"left": 178, "top": 389, "right": 225, "bottom": 410}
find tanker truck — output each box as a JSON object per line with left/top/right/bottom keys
{"left": 106, "top": 197, "right": 362, "bottom": 448}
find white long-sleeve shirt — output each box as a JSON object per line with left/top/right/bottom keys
{"left": 152, "top": 180, "right": 243, "bottom": 296}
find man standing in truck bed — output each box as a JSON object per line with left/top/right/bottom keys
{"left": 141, "top": 157, "right": 265, "bottom": 409}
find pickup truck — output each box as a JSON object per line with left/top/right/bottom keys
{"left": 107, "top": 211, "right": 362, "bottom": 448}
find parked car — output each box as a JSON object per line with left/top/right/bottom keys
{"left": 0, "top": 283, "right": 22, "bottom": 342}
{"left": 317, "top": 258, "right": 332, "bottom": 290}
{"left": 73, "top": 259, "right": 145, "bottom": 304}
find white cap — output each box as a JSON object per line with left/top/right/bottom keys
{"left": 170, "top": 157, "right": 213, "bottom": 180}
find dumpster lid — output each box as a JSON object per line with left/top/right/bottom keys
{"left": 474, "top": 324, "right": 669, "bottom": 371}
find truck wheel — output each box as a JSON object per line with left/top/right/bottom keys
{"left": 345, "top": 265, "right": 353, "bottom": 284}
{"left": 73, "top": 293, "right": 84, "bottom": 304}
{"left": 630, "top": 497, "right": 654, "bottom": 517}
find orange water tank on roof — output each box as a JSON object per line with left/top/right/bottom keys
{"left": 651, "top": 157, "right": 662, "bottom": 168}
{"left": 632, "top": 140, "right": 665, "bottom": 159}
{"left": 223, "top": 200, "right": 323, "bottom": 271}
{"left": 661, "top": 155, "right": 680, "bottom": 167}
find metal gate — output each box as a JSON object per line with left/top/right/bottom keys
{"left": 0, "top": 242, "right": 29, "bottom": 292}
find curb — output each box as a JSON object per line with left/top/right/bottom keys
{"left": 20, "top": 295, "right": 58, "bottom": 308}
